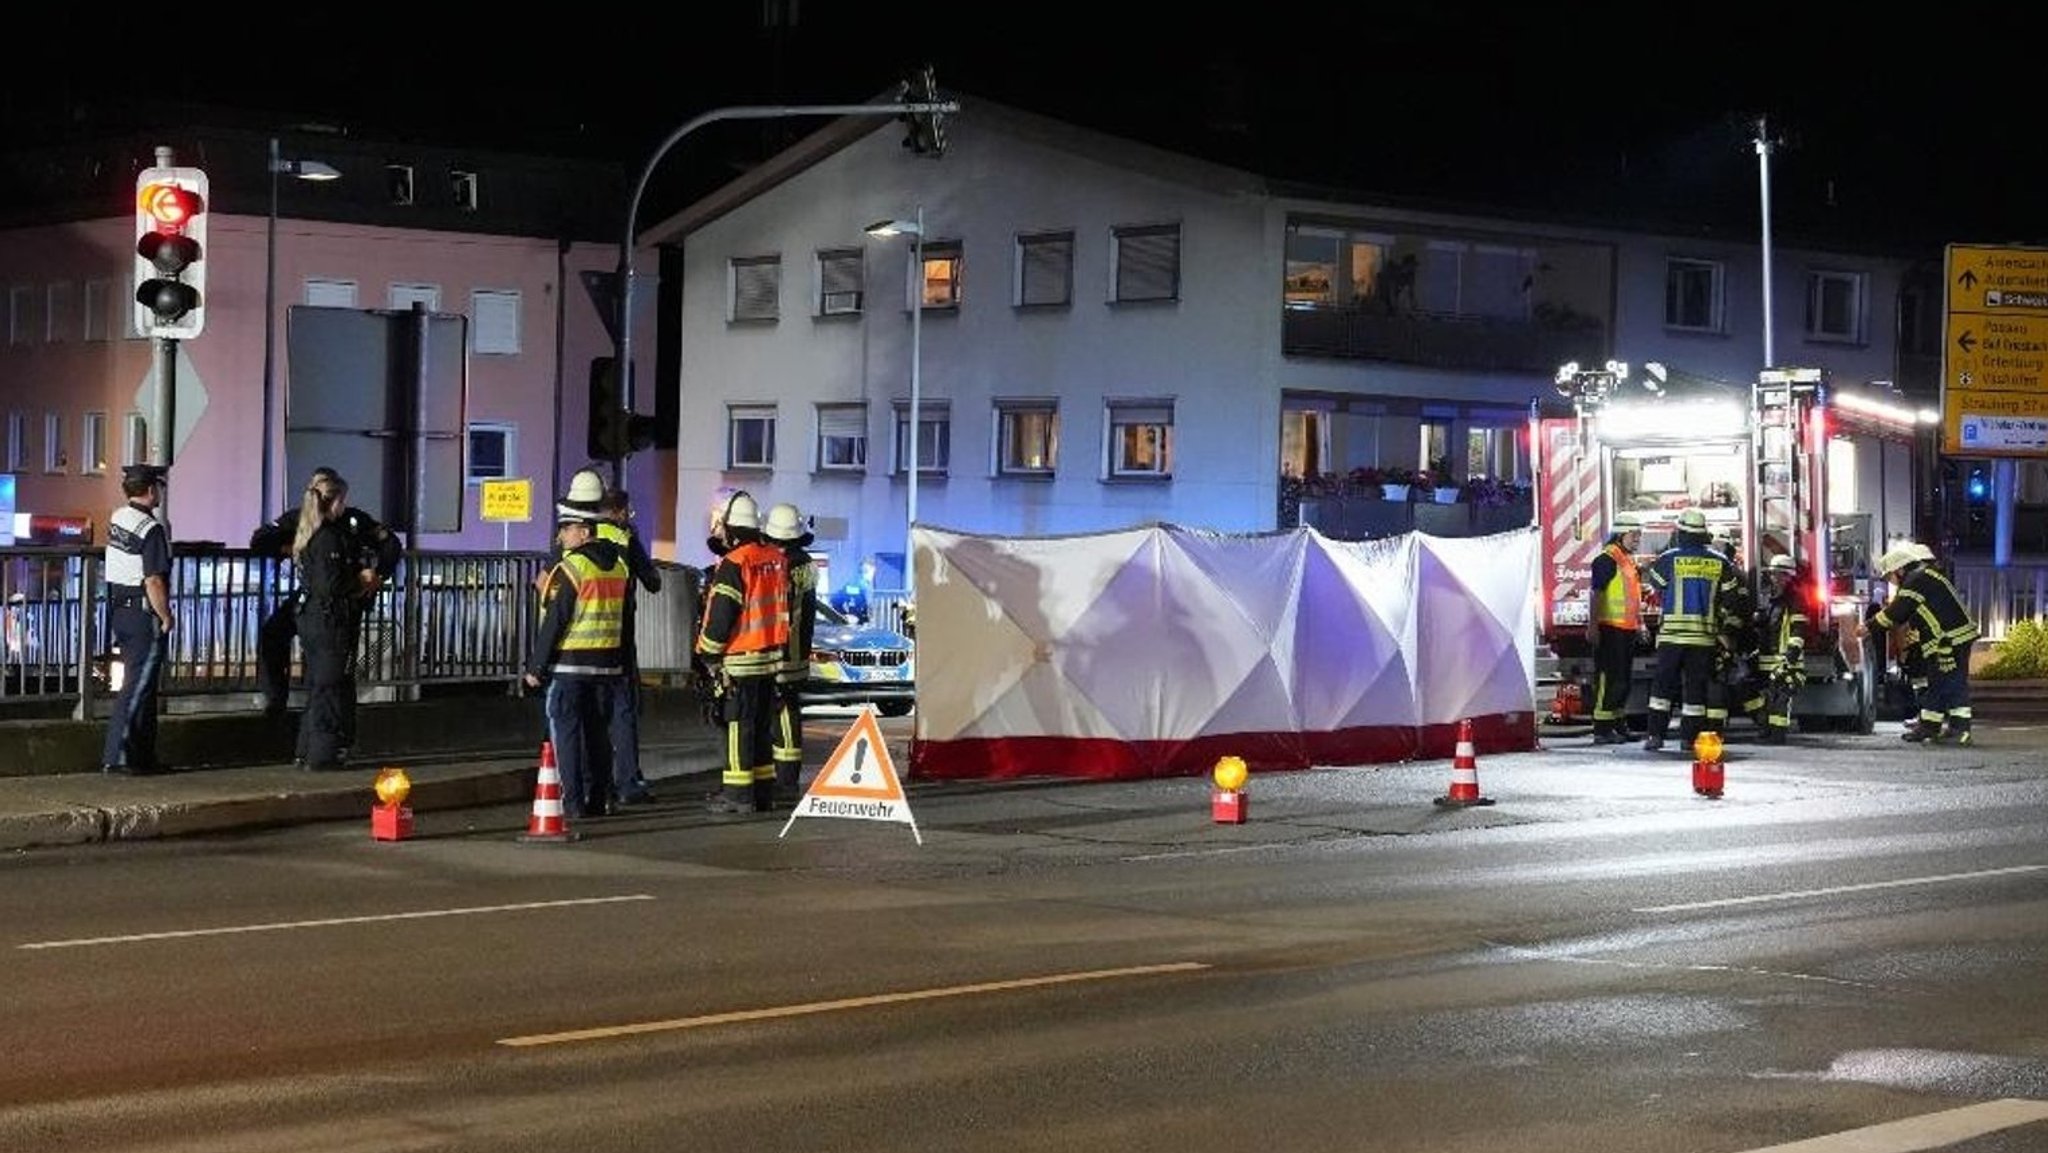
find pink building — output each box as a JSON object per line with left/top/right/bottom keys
{"left": 0, "top": 127, "right": 674, "bottom": 557}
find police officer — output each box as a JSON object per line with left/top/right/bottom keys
{"left": 102, "top": 464, "right": 174, "bottom": 775}
{"left": 696, "top": 492, "right": 789, "bottom": 814}
{"left": 291, "top": 471, "right": 372, "bottom": 771}
{"left": 763, "top": 502, "right": 818, "bottom": 801}
{"left": 1863, "top": 542, "right": 1979, "bottom": 745}
{"left": 1742, "top": 553, "right": 1808, "bottom": 744}
{"left": 523, "top": 502, "right": 630, "bottom": 819}
{"left": 1642, "top": 508, "right": 1743, "bottom": 752}
{"left": 1586, "top": 512, "right": 1646, "bottom": 745}
{"left": 251, "top": 466, "right": 401, "bottom": 722}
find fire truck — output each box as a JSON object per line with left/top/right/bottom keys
{"left": 1534, "top": 364, "right": 1933, "bottom": 733}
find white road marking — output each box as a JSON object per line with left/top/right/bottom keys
{"left": 1735, "top": 1098, "right": 2048, "bottom": 1151}
{"left": 497, "top": 961, "right": 1212, "bottom": 1047}
{"left": 1634, "top": 865, "right": 2047, "bottom": 914}
{"left": 16, "top": 894, "right": 656, "bottom": 950}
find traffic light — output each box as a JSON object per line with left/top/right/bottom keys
{"left": 899, "top": 65, "right": 947, "bottom": 157}
{"left": 586, "top": 357, "right": 658, "bottom": 460}
{"left": 1967, "top": 466, "right": 1990, "bottom": 503}
{"left": 133, "top": 166, "right": 209, "bottom": 338}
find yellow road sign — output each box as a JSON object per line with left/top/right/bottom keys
{"left": 1943, "top": 243, "right": 2048, "bottom": 454}
{"left": 479, "top": 478, "right": 533, "bottom": 523}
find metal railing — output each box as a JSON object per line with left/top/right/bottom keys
{"left": 0, "top": 547, "right": 710, "bottom": 711}
{"left": 1952, "top": 563, "right": 2048, "bottom": 642}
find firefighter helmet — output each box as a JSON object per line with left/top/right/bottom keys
{"left": 1906, "top": 542, "right": 1937, "bottom": 564}
{"left": 1610, "top": 511, "right": 1642, "bottom": 535}
{"left": 1874, "top": 545, "right": 1917, "bottom": 578}
{"left": 708, "top": 488, "right": 759, "bottom": 538}
{"left": 565, "top": 468, "right": 606, "bottom": 505}
{"left": 1675, "top": 508, "right": 1709, "bottom": 534}
{"left": 763, "top": 502, "right": 813, "bottom": 545}
{"left": 1765, "top": 554, "right": 1797, "bottom": 575}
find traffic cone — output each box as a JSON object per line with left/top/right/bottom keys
{"left": 1434, "top": 719, "right": 1496, "bottom": 808}
{"left": 518, "top": 741, "right": 580, "bottom": 843}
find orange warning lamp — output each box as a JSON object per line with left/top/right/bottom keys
{"left": 1692, "top": 732, "right": 1723, "bottom": 764}
{"left": 1212, "top": 755, "right": 1248, "bottom": 792}
{"left": 374, "top": 766, "right": 412, "bottom": 807}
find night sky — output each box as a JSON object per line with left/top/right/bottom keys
{"left": 8, "top": 6, "right": 2042, "bottom": 250}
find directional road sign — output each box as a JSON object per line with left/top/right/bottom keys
{"left": 1943, "top": 243, "right": 2048, "bottom": 455}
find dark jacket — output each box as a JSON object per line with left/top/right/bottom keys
{"left": 252, "top": 507, "right": 402, "bottom": 581}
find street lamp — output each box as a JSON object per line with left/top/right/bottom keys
{"left": 263, "top": 138, "right": 340, "bottom": 516}
{"left": 866, "top": 206, "right": 925, "bottom": 593}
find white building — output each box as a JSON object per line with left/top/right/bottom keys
{"left": 644, "top": 97, "right": 1935, "bottom": 588}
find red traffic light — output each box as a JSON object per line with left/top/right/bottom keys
{"left": 137, "top": 181, "right": 200, "bottom": 232}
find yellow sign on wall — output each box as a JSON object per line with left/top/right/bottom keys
{"left": 1943, "top": 243, "right": 2048, "bottom": 455}
{"left": 479, "top": 478, "right": 533, "bottom": 523}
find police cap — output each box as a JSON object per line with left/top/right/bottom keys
{"left": 121, "top": 464, "right": 168, "bottom": 487}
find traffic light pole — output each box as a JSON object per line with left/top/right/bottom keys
{"left": 610, "top": 96, "right": 957, "bottom": 488}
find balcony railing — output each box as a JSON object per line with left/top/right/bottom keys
{"left": 1283, "top": 305, "right": 1607, "bottom": 373}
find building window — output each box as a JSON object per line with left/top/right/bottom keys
{"left": 1806, "top": 269, "right": 1866, "bottom": 344}
{"left": 1665, "top": 258, "right": 1725, "bottom": 332}
{"left": 471, "top": 289, "right": 521, "bottom": 354}
{"left": 6, "top": 413, "right": 26, "bottom": 473}
{"left": 387, "top": 164, "right": 415, "bottom": 206}
{"left": 9, "top": 286, "right": 32, "bottom": 345}
{"left": 44, "top": 283, "right": 73, "bottom": 344}
{"left": 389, "top": 283, "right": 440, "bottom": 311}
{"left": 305, "top": 279, "right": 357, "bottom": 308}
{"left": 817, "top": 249, "right": 863, "bottom": 316}
{"left": 466, "top": 421, "right": 514, "bottom": 483}
{"left": 80, "top": 411, "right": 108, "bottom": 475}
{"left": 731, "top": 256, "right": 781, "bottom": 322}
{"left": 910, "top": 241, "right": 962, "bottom": 310}
{"left": 1280, "top": 406, "right": 1331, "bottom": 478}
{"left": 728, "top": 405, "right": 777, "bottom": 469}
{"left": 1111, "top": 223, "right": 1180, "bottom": 303}
{"left": 994, "top": 400, "right": 1058, "bottom": 476}
{"left": 84, "top": 280, "right": 111, "bottom": 342}
{"left": 42, "top": 413, "right": 63, "bottom": 473}
{"left": 815, "top": 404, "right": 867, "bottom": 472}
{"left": 1016, "top": 230, "right": 1073, "bottom": 307}
{"left": 894, "top": 401, "right": 951, "bottom": 476}
{"left": 123, "top": 412, "right": 147, "bottom": 467}
{"left": 1105, "top": 400, "right": 1173, "bottom": 479}
{"left": 450, "top": 169, "right": 478, "bottom": 212}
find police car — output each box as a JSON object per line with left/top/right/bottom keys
{"left": 802, "top": 601, "right": 914, "bottom": 715}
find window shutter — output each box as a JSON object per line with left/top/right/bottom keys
{"left": 1020, "top": 233, "right": 1072, "bottom": 306}
{"left": 733, "top": 258, "right": 780, "bottom": 321}
{"left": 1111, "top": 404, "right": 1173, "bottom": 426}
{"left": 819, "top": 250, "right": 863, "bottom": 314}
{"left": 818, "top": 406, "right": 866, "bottom": 438}
{"left": 1115, "top": 226, "right": 1179, "bottom": 301}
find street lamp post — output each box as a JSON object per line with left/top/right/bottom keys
{"left": 263, "top": 138, "right": 340, "bottom": 516}
{"left": 866, "top": 207, "right": 925, "bottom": 593}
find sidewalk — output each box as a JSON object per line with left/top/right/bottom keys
{"left": 0, "top": 740, "right": 727, "bottom": 853}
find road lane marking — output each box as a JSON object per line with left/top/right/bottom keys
{"left": 497, "top": 961, "right": 1212, "bottom": 1047}
{"left": 16, "top": 894, "right": 656, "bottom": 950}
{"left": 1736, "top": 1098, "right": 2048, "bottom": 1151}
{"left": 1634, "top": 865, "right": 2047, "bottom": 914}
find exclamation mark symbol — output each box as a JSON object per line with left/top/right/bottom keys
{"left": 849, "top": 739, "right": 867, "bottom": 786}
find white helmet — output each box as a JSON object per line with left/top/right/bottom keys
{"left": 1873, "top": 545, "right": 1916, "bottom": 578}
{"left": 763, "top": 502, "right": 810, "bottom": 543}
{"left": 1675, "top": 508, "right": 1709, "bottom": 534}
{"left": 1765, "top": 554, "right": 1796, "bottom": 575}
{"left": 566, "top": 468, "right": 606, "bottom": 505}
{"left": 722, "top": 491, "right": 760, "bottom": 531}
{"left": 1610, "top": 511, "right": 1641, "bottom": 535}
{"left": 1906, "top": 542, "right": 1936, "bottom": 564}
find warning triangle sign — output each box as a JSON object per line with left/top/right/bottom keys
{"left": 778, "top": 704, "right": 921, "bottom": 844}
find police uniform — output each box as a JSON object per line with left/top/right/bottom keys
{"left": 526, "top": 505, "right": 630, "bottom": 818}
{"left": 251, "top": 490, "right": 401, "bottom": 720}
{"left": 102, "top": 464, "right": 173, "bottom": 774}
{"left": 594, "top": 505, "right": 661, "bottom": 808}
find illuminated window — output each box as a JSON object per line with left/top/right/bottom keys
{"left": 916, "top": 241, "right": 962, "bottom": 310}
{"left": 994, "top": 400, "right": 1057, "bottom": 476}
{"left": 123, "top": 412, "right": 147, "bottom": 467}
{"left": 80, "top": 411, "right": 107, "bottom": 475}
{"left": 1105, "top": 400, "right": 1173, "bottom": 479}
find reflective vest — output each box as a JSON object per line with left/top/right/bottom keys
{"left": 1593, "top": 540, "right": 1641, "bottom": 629}
{"left": 779, "top": 551, "right": 818, "bottom": 683}
{"left": 697, "top": 540, "right": 789, "bottom": 677}
{"left": 1647, "top": 544, "right": 1737, "bottom": 647}
{"left": 105, "top": 503, "right": 164, "bottom": 591}
{"left": 1874, "top": 566, "right": 1978, "bottom": 658}
{"left": 547, "top": 549, "right": 628, "bottom": 676}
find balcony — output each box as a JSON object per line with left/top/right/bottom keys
{"left": 1282, "top": 305, "right": 1608, "bottom": 374}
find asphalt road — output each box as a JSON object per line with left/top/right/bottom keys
{"left": 3, "top": 720, "right": 2046, "bottom": 1152}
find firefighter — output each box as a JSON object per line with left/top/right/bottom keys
{"left": 1742, "top": 553, "right": 1808, "bottom": 744}
{"left": 1586, "top": 511, "right": 1646, "bottom": 745}
{"left": 1642, "top": 508, "right": 1744, "bottom": 752}
{"left": 763, "top": 502, "right": 819, "bottom": 802}
{"left": 1862, "top": 543, "right": 1979, "bottom": 745}
{"left": 696, "top": 492, "right": 790, "bottom": 814}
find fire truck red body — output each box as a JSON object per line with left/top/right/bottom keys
{"left": 1533, "top": 367, "right": 1931, "bottom": 732}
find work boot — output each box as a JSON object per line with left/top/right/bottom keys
{"left": 752, "top": 780, "right": 777, "bottom": 812}
{"left": 1901, "top": 725, "right": 1935, "bottom": 743}
{"left": 705, "top": 785, "right": 755, "bottom": 815}
{"left": 1939, "top": 725, "right": 1973, "bottom": 747}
